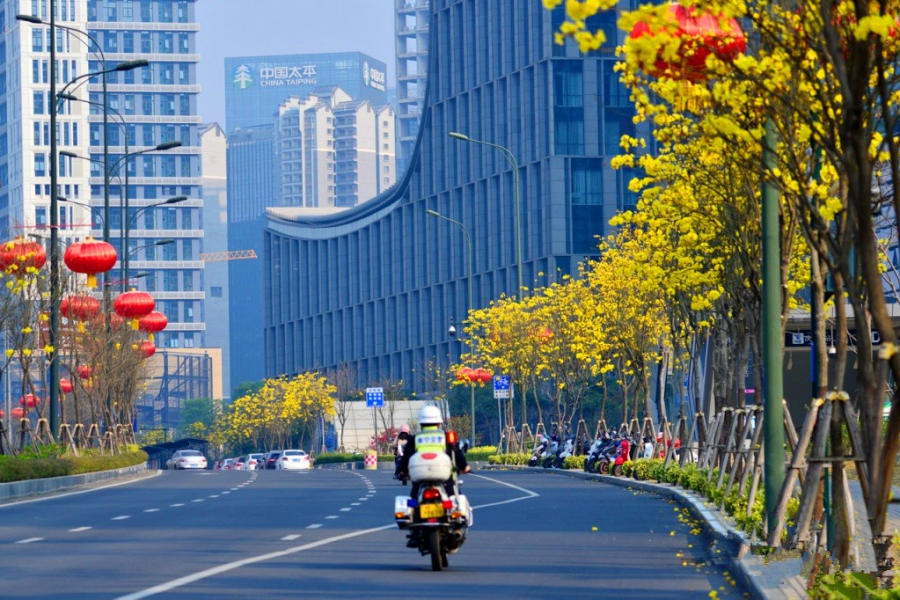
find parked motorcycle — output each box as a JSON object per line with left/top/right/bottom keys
{"left": 553, "top": 435, "right": 575, "bottom": 468}
{"left": 541, "top": 437, "right": 560, "bottom": 468}
{"left": 529, "top": 437, "right": 548, "bottom": 467}
{"left": 394, "top": 450, "right": 472, "bottom": 571}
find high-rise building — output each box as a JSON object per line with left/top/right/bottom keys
{"left": 225, "top": 53, "right": 388, "bottom": 133}
{"left": 394, "top": 0, "right": 429, "bottom": 174}
{"left": 277, "top": 86, "right": 395, "bottom": 208}
{"left": 87, "top": 0, "right": 204, "bottom": 351}
{"left": 226, "top": 55, "right": 393, "bottom": 391}
{"left": 0, "top": 2, "right": 93, "bottom": 243}
{"left": 226, "top": 124, "right": 275, "bottom": 393}
{"left": 264, "top": 1, "right": 645, "bottom": 391}
{"left": 200, "top": 123, "right": 229, "bottom": 398}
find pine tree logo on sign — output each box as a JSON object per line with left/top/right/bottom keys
{"left": 363, "top": 61, "right": 370, "bottom": 87}
{"left": 233, "top": 64, "right": 253, "bottom": 89}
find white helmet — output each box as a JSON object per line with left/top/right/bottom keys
{"left": 418, "top": 405, "right": 443, "bottom": 426}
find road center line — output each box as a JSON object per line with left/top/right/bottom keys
{"left": 281, "top": 534, "right": 301, "bottom": 541}
{"left": 115, "top": 475, "right": 540, "bottom": 600}
{"left": 69, "top": 527, "right": 92, "bottom": 533}
{"left": 15, "top": 537, "right": 43, "bottom": 544}
{"left": 111, "top": 515, "right": 131, "bottom": 521}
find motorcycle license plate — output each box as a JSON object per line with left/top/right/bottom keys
{"left": 418, "top": 503, "right": 444, "bottom": 519}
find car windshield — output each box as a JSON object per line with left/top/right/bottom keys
{"left": 181, "top": 451, "right": 202, "bottom": 457}
{"left": 249, "top": 454, "right": 263, "bottom": 459}
{"left": 283, "top": 451, "right": 306, "bottom": 456}
{"left": 269, "top": 453, "right": 281, "bottom": 458}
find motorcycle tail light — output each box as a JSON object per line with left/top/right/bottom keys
{"left": 442, "top": 500, "right": 453, "bottom": 510}
{"left": 446, "top": 430, "right": 457, "bottom": 444}
{"left": 451, "top": 511, "right": 464, "bottom": 519}
{"left": 423, "top": 488, "right": 441, "bottom": 500}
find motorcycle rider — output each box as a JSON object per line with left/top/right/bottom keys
{"left": 397, "top": 405, "right": 470, "bottom": 499}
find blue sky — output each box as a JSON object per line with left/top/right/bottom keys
{"left": 196, "top": 0, "right": 396, "bottom": 126}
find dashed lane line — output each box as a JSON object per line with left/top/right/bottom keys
{"left": 111, "top": 516, "right": 131, "bottom": 521}
{"left": 170, "top": 503, "right": 185, "bottom": 508}
{"left": 281, "top": 534, "right": 301, "bottom": 541}
{"left": 143, "top": 509, "right": 160, "bottom": 513}
{"left": 325, "top": 516, "right": 338, "bottom": 520}
{"left": 69, "top": 527, "right": 92, "bottom": 533}
{"left": 306, "top": 524, "right": 322, "bottom": 529}
{"left": 15, "top": 537, "right": 43, "bottom": 544}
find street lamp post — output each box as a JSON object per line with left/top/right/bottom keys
{"left": 427, "top": 209, "right": 476, "bottom": 442}
{"left": 449, "top": 132, "right": 524, "bottom": 434}
{"left": 123, "top": 195, "right": 186, "bottom": 291}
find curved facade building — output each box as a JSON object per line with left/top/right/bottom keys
{"left": 264, "top": 1, "right": 643, "bottom": 389}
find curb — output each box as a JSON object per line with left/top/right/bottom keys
{"left": 0, "top": 463, "right": 155, "bottom": 504}
{"left": 483, "top": 465, "right": 804, "bottom": 599}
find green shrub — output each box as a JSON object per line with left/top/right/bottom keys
{"left": 563, "top": 455, "right": 585, "bottom": 470}
{"left": 0, "top": 450, "right": 148, "bottom": 483}
{"left": 621, "top": 461, "right": 636, "bottom": 478}
{"left": 313, "top": 452, "right": 364, "bottom": 464}
{"left": 465, "top": 446, "right": 497, "bottom": 462}
{"left": 487, "top": 453, "right": 529, "bottom": 466}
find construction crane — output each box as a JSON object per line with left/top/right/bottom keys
{"left": 199, "top": 249, "right": 258, "bottom": 262}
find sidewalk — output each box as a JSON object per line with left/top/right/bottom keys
{"left": 485, "top": 466, "right": 900, "bottom": 599}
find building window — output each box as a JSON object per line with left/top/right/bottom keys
{"left": 164, "top": 271, "right": 178, "bottom": 291}
{"left": 33, "top": 91, "right": 44, "bottom": 115}
{"left": 34, "top": 153, "right": 46, "bottom": 176}
{"left": 210, "top": 286, "right": 223, "bottom": 298}
{"left": 140, "top": 0, "right": 151, "bottom": 22}
{"left": 140, "top": 31, "right": 152, "bottom": 53}
{"left": 182, "top": 271, "right": 193, "bottom": 291}
{"left": 35, "top": 207, "right": 47, "bottom": 227}
{"left": 123, "top": 32, "right": 134, "bottom": 53}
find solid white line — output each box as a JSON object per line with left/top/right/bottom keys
{"left": 114, "top": 475, "right": 540, "bottom": 600}
{"left": 69, "top": 526, "right": 92, "bottom": 533}
{"left": 306, "top": 524, "right": 322, "bottom": 529}
{"left": 0, "top": 470, "right": 162, "bottom": 509}
{"left": 112, "top": 515, "right": 131, "bottom": 521}
{"left": 114, "top": 524, "right": 396, "bottom": 600}
{"left": 143, "top": 509, "right": 160, "bottom": 513}
{"left": 15, "top": 537, "right": 43, "bottom": 544}
{"left": 281, "top": 534, "right": 301, "bottom": 541}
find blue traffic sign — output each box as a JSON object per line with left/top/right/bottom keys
{"left": 365, "top": 387, "right": 385, "bottom": 408}
{"left": 493, "top": 376, "right": 510, "bottom": 399}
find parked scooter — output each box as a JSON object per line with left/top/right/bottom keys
{"left": 553, "top": 435, "right": 575, "bottom": 468}
{"left": 529, "top": 436, "right": 548, "bottom": 467}
{"left": 541, "top": 436, "right": 560, "bottom": 468}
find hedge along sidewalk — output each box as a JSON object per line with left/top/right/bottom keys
{"left": 483, "top": 465, "right": 806, "bottom": 600}
{"left": 0, "top": 461, "right": 159, "bottom": 505}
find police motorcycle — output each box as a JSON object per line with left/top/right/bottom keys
{"left": 394, "top": 429, "right": 473, "bottom": 571}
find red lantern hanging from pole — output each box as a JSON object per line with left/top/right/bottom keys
{"left": 60, "top": 379, "right": 74, "bottom": 394}
{"left": 77, "top": 365, "right": 93, "bottom": 380}
{"left": 20, "top": 394, "right": 39, "bottom": 408}
{"left": 11, "top": 407, "right": 25, "bottom": 419}
{"left": 139, "top": 341, "right": 156, "bottom": 359}
{"left": 0, "top": 237, "right": 46, "bottom": 277}
{"left": 61, "top": 295, "right": 101, "bottom": 332}
{"left": 114, "top": 290, "right": 155, "bottom": 330}
{"left": 64, "top": 236, "right": 117, "bottom": 288}
{"left": 138, "top": 310, "right": 168, "bottom": 342}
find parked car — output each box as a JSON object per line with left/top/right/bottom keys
{"left": 166, "top": 450, "right": 208, "bottom": 470}
{"left": 233, "top": 456, "right": 246, "bottom": 470}
{"left": 221, "top": 458, "right": 235, "bottom": 471}
{"left": 244, "top": 453, "right": 264, "bottom": 471}
{"left": 264, "top": 451, "right": 282, "bottom": 469}
{"left": 276, "top": 450, "right": 310, "bottom": 470}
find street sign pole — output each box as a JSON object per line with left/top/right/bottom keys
{"left": 365, "top": 387, "right": 385, "bottom": 451}
{"left": 493, "top": 376, "right": 511, "bottom": 449}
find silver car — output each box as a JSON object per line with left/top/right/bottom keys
{"left": 166, "top": 449, "right": 208, "bottom": 470}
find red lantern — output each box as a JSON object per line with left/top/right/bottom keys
{"left": 20, "top": 394, "right": 39, "bottom": 408}
{"left": 60, "top": 378, "right": 74, "bottom": 394}
{"left": 11, "top": 407, "right": 25, "bottom": 419}
{"left": 77, "top": 365, "right": 93, "bottom": 380}
{"left": 456, "top": 367, "right": 474, "bottom": 383}
{"left": 139, "top": 341, "right": 156, "bottom": 359}
{"left": 536, "top": 327, "right": 554, "bottom": 344}
{"left": 114, "top": 290, "right": 155, "bottom": 329}
{"left": 630, "top": 4, "right": 746, "bottom": 82}
{"left": 0, "top": 237, "right": 46, "bottom": 276}
{"left": 0, "top": 409, "right": 3, "bottom": 419}
{"left": 64, "top": 236, "right": 117, "bottom": 288}
{"left": 477, "top": 368, "right": 493, "bottom": 384}
{"left": 110, "top": 313, "right": 126, "bottom": 330}
{"left": 138, "top": 310, "right": 168, "bottom": 341}
{"left": 61, "top": 295, "right": 101, "bottom": 332}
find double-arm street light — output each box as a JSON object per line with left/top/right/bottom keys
{"left": 427, "top": 209, "right": 475, "bottom": 441}
{"left": 16, "top": 11, "right": 148, "bottom": 435}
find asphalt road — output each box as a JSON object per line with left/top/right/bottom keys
{"left": 0, "top": 468, "right": 748, "bottom": 598}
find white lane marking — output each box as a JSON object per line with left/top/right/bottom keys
{"left": 209, "top": 495, "right": 220, "bottom": 498}
{"left": 170, "top": 503, "right": 185, "bottom": 508}
{"left": 325, "top": 516, "right": 338, "bottom": 520}
{"left": 143, "top": 509, "right": 160, "bottom": 513}
{"left": 230, "top": 488, "right": 239, "bottom": 491}
{"left": 114, "top": 476, "right": 540, "bottom": 600}
{"left": 15, "top": 537, "right": 44, "bottom": 544}
{"left": 281, "top": 534, "right": 302, "bottom": 541}
{"left": 306, "top": 524, "right": 322, "bottom": 529}
{"left": 339, "top": 508, "right": 351, "bottom": 512}
{"left": 358, "top": 498, "right": 368, "bottom": 501}
{"left": 191, "top": 499, "right": 204, "bottom": 503}
{"left": 468, "top": 473, "right": 541, "bottom": 509}
{"left": 351, "top": 503, "right": 361, "bottom": 506}
{"left": 115, "top": 524, "right": 396, "bottom": 600}
{"left": 112, "top": 515, "right": 131, "bottom": 521}
{"left": 69, "top": 527, "right": 92, "bottom": 533}
{"left": 221, "top": 491, "right": 230, "bottom": 495}
{"left": 0, "top": 470, "right": 162, "bottom": 509}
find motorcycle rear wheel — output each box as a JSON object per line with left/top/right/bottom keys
{"left": 599, "top": 461, "right": 610, "bottom": 475}
{"left": 612, "top": 463, "right": 623, "bottom": 477}
{"left": 428, "top": 530, "right": 443, "bottom": 571}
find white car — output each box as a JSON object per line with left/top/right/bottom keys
{"left": 166, "top": 450, "right": 208, "bottom": 470}
{"left": 276, "top": 450, "right": 310, "bottom": 470}
{"left": 243, "top": 453, "right": 264, "bottom": 471}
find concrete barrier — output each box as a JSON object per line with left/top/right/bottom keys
{"left": 0, "top": 463, "right": 155, "bottom": 504}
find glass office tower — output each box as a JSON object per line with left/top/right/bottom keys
{"left": 263, "top": 1, "right": 644, "bottom": 390}
{"left": 87, "top": 0, "right": 204, "bottom": 350}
